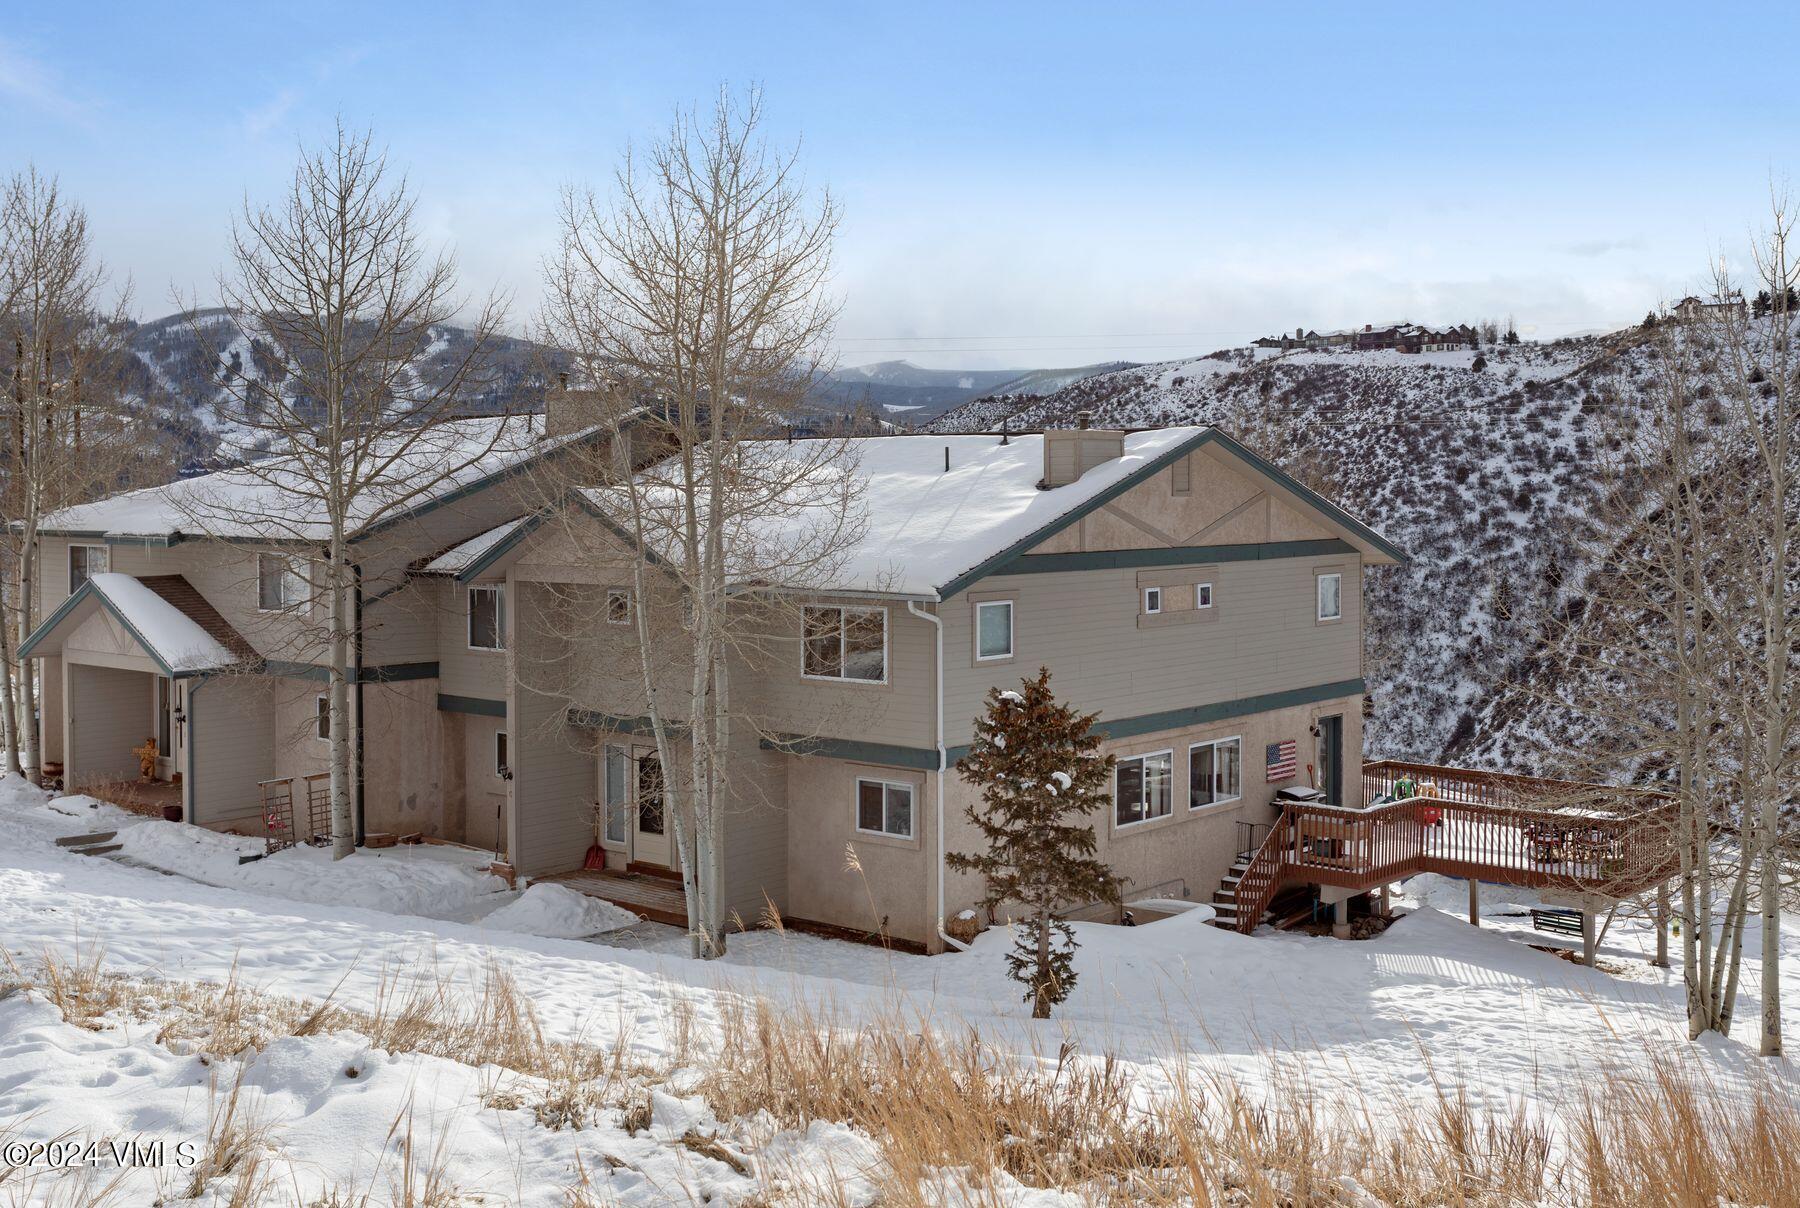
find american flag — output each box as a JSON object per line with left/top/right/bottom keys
{"left": 1266, "top": 739, "right": 1298, "bottom": 783}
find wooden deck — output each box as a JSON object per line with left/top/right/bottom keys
{"left": 1232, "top": 760, "right": 1677, "bottom": 934}
{"left": 535, "top": 868, "right": 689, "bottom": 928}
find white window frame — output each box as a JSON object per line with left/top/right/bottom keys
{"left": 495, "top": 730, "right": 509, "bottom": 778}
{"left": 1316, "top": 572, "right": 1343, "bottom": 622}
{"left": 974, "top": 599, "right": 1014, "bottom": 662}
{"left": 257, "top": 552, "right": 307, "bottom": 612}
{"left": 1188, "top": 735, "right": 1243, "bottom": 810}
{"left": 1142, "top": 586, "right": 1163, "bottom": 616}
{"left": 605, "top": 586, "right": 633, "bottom": 626}
{"left": 315, "top": 694, "right": 330, "bottom": 742}
{"left": 1114, "top": 748, "right": 1175, "bottom": 829}
{"left": 800, "top": 605, "right": 888, "bottom": 685}
{"left": 69, "top": 543, "right": 109, "bottom": 594}
{"left": 855, "top": 776, "right": 916, "bottom": 840}
{"left": 468, "top": 584, "right": 506, "bottom": 651}
{"left": 1195, "top": 581, "right": 1214, "bottom": 610}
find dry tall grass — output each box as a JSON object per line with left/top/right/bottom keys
{"left": 5, "top": 944, "right": 1799, "bottom": 1206}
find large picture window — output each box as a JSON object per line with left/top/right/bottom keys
{"left": 856, "top": 777, "right": 915, "bottom": 839}
{"left": 257, "top": 553, "right": 307, "bottom": 611}
{"left": 69, "top": 544, "right": 109, "bottom": 594}
{"left": 802, "top": 605, "right": 886, "bottom": 683}
{"left": 1115, "top": 750, "right": 1174, "bottom": 828}
{"left": 1189, "top": 737, "right": 1242, "bottom": 809}
{"left": 468, "top": 585, "right": 505, "bottom": 650}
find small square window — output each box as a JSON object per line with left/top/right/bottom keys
{"left": 605, "top": 587, "right": 632, "bottom": 626}
{"left": 469, "top": 585, "right": 506, "bottom": 650}
{"left": 975, "top": 600, "right": 1013, "bottom": 661}
{"left": 69, "top": 544, "right": 109, "bottom": 594}
{"left": 258, "top": 553, "right": 307, "bottom": 611}
{"left": 1317, "top": 572, "right": 1343, "bottom": 622}
{"left": 1143, "top": 587, "right": 1162, "bottom": 615}
{"left": 315, "top": 695, "right": 330, "bottom": 742}
{"left": 495, "top": 731, "right": 509, "bottom": 778}
{"left": 856, "top": 777, "right": 915, "bottom": 838}
{"left": 1195, "top": 582, "right": 1213, "bottom": 609}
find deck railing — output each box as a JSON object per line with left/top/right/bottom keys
{"left": 1234, "top": 762, "right": 1678, "bottom": 933}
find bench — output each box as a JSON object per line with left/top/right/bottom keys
{"left": 1530, "top": 908, "right": 1583, "bottom": 936}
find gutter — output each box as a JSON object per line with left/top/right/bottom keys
{"left": 906, "top": 599, "right": 969, "bottom": 953}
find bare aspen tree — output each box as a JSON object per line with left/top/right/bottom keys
{"left": 529, "top": 90, "right": 851, "bottom": 958}
{"left": 0, "top": 167, "right": 150, "bottom": 778}
{"left": 189, "top": 124, "right": 506, "bottom": 858}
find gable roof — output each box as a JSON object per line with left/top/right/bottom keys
{"left": 417, "top": 515, "right": 538, "bottom": 583}
{"left": 19, "top": 573, "right": 252, "bottom": 676}
{"left": 34, "top": 414, "right": 595, "bottom": 545}
{"left": 573, "top": 426, "right": 1404, "bottom": 601}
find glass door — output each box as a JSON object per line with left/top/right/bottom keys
{"left": 631, "top": 749, "right": 670, "bottom": 867}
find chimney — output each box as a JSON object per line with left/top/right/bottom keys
{"left": 545, "top": 374, "right": 611, "bottom": 439}
{"left": 1041, "top": 423, "right": 1124, "bottom": 488}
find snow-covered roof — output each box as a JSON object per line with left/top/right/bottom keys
{"left": 575, "top": 425, "right": 1400, "bottom": 599}
{"left": 418, "top": 515, "right": 533, "bottom": 578}
{"left": 37, "top": 415, "right": 572, "bottom": 544}
{"left": 75, "top": 574, "right": 242, "bottom": 673}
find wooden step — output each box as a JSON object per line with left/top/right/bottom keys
{"left": 55, "top": 831, "right": 117, "bottom": 848}
{"left": 74, "top": 844, "right": 122, "bottom": 856}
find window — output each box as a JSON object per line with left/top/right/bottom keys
{"left": 257, "top": 553, "right": 307, "bottom": 611}
{"left": 1171, "top": 456, "right": 1191, "bottom": 495}
{"left": 856, "top": 777, "right": 915, "bottom": 839}
{"left": 602, "top": 746, "right": 629, "bottom": 844}
{"left": 1316, "top": 572, "right": 1343, "bottom": 622}
{"left": 1142, "top": 587, "right": 1163, "bottom": 615}
{"left": 1115, "top": 750, "right": 1174, "bottom": 827}
{"left": 802, "top": 606, "right": 886, "bottom": 683}
{"left": 495, "top": 731, "right": 509, "bottom": 778}
{"left": 315, "top": 694, "right": 330, "bottom": 742}
{"left": 1189, "top": 737, "right": 1242, "bottom": 809}
{"left": 69, "top": 544, "right": 108, "bottom": 593}
{"left": 605, "top": 587, "right": 632, "bottom": 626}
{"left": 975, "top": 600, "right": 1013, "bottom": 661}
{"left": 1195, "top": 582, "right": 1214, "bottom": 609}
{"left": 468, "top": 585, "right": 505, "bottom": 650}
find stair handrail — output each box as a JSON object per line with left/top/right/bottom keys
{"left": 1233, "top": 806, "right": 1296, "bottom": 933}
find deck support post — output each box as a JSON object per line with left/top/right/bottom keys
{"left": 1581, "top": 911, "right": 1597, "bottom": 966}
{"left": 1468, "top": 878, "right": 1479, "bottom": 927}
{"left": 1652, "top": 883, "right": 1670, "bottom": 969}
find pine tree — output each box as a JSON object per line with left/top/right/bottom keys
{"left": 949, "top": 668, "right": 1120, "bottom": 1018}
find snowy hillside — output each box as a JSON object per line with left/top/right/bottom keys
{"left": 121, "top": 309, "right": 565, "bottom": 470}
{"left": 927, "top": 334, "right": 1662, "bottom": 769}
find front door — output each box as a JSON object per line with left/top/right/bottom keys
{"left": 631, "top": 749, "right": 671, "bottom": 868}
{"left": 1317, "top": 714, "right": 1344, "bottom": 805}
{"left": 154, "top": 676, "right": 184, "bottom": 781}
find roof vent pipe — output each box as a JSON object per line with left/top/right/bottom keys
{"left": 944, "top": 445, "right": 950, "bottom": 472}
{"left": 1077, "top": 410, "right": 1092, "bottom": 430}
{"left": 1000, "top": 418, "right": 1009, "bottom": 445}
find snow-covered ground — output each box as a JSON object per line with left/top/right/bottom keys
{"left": 1, "top": 774, "right": 1795, "bottom": 1203}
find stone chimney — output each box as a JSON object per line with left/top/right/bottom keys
{"left": 544, "top": 372, "right": 613, "bottom": 439}
{"left": 1041, "top": 422, "right": 1125, "bottom": 488}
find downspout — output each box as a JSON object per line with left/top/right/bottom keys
{"left": 907, "top": 599, "right": 970, "bottom": 953}
{"left": 352, "top": 561, "right": 366, "bottom": 848}
{"left": 183, "top": 673, "right": 210, "bottom": 825}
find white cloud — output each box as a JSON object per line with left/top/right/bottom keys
{"left": 0, "top": 38, "right": 91, "bottom": 124}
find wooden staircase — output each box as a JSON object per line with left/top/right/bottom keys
{"left": 54, "top": 831, "right": 122, "bottom": 857}
{"left": 1208, "top": 849, "right": 1258, "bottom": 930}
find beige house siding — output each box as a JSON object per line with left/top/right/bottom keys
{"left": 939, "top": 554, "right": 1362, "bottom": 752}
{"left": 65, "top": 663, "right": 151, "bottom": 787}
{"left": 188, "top": 676, "right": 276, "bottom": 829}
{"left": 508, "top": 580, "right": 594, "bottom": 878}
{"left": 458, "top": 713, "right": 506, "bottom": 853}
{"left": 435, "top": 578, "right": 513, "bottom": 702}
{"left": 785, "top": 753, "right": 934, "bottom": 944}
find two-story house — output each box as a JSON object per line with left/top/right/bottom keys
{"left": 476, "top": 423, "right": 1404, "bottom": 951}
{"left": 16, "top": 414, "right": 625, "bottom": 846}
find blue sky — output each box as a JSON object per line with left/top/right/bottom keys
{"left": 2, "top": 2, "right": 1795, "bottom": 368}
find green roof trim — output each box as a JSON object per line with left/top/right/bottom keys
{"left": 937, "top": 428, "right": 1406, "bottom": 600}
{"left": 998, "top": 538, "right": 1357, "bottom": 576}
{"left": 759, "top": 733, "right": 940, "bottom": 770}
{"left": 945, "top": 677, "right": 1367, "bottom": 764}
{"left": 263, "top": 660, "right": 439, "bottom": 684}
{"left": 456, "top": 513, "right": 548, "bottom": 584}
{"left": 438, "top": 693, "right": 507, "bottom": 717}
